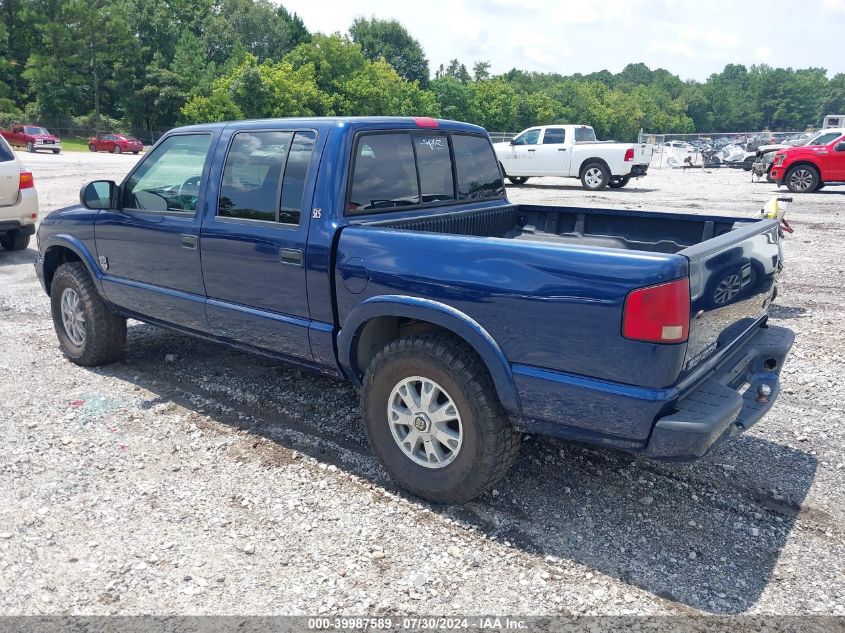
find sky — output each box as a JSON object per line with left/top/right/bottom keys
{"left": 279, "top": 0, "right": 845, "bottom": 81}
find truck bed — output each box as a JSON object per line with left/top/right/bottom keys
{"left": 364, "top": 203, "right": 743, "bottom": 254}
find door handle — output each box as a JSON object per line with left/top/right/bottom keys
{"left": 279, "top": 248, "right": 303, "bottom": 266}
{"left": 558, "top": 148, "right": 567, "bottom": 152}
{"left": 527, "top": 149, "right": 536, "bottom": 152}
{"left": 181, "top": 234, "right": 198, "bottom": 250}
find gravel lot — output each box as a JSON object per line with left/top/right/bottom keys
{"left": 1, "top": 151, "right": 843, "bottom": 617}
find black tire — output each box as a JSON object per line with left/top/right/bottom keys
{"left": 113, "top": 145, "right": 122, "bottom": 154}
{"left": 50, "top": 262, "right": 126, "bottom": 366}
{"left": 580, "top": 161, "right": 610, "bottom": 190}
{"left": 608, "top": 175, "right": 630, "bottom": 189}
{"left": 0, "top": 230, "right": 30, "bottom": 251}
{"left": 508, "top": 176, "right": 529, "bottom": 185}
{"left": 815, "top": 182, "right": 825, "bottom": 191}
{"left": 52, "top": 149, "right": 60, "bottom": 154}
{"left": 361, "top": 333, "right": 521, "bottom": 504}
{"left": 132, "top": 150, "right": 139, "bottom": 155}
{"left": 784, "top": 165, "right": 819, "bottom": 193}
{"left": 89, "top": 143, "right": 97, "bottom": 152}
{"left": 26, "top": 141, "right": 34, "bottom": 152}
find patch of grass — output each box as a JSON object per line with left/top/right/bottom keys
{"left": 60, "top": 137, "right": 93, "bottom": 152}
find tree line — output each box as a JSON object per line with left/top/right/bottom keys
{"left": 1, "top": 0, "right": 843, "bottom": 141}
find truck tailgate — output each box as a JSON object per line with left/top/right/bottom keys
{"left": 634, "top": 143, "right": 653, "bottom": 165}
{"left": 681, "top": 218, "right": 781, "bottom": 375}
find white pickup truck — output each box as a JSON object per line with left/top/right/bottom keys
{"left": 493, "top": 125, "right": 653, "bottom": 190}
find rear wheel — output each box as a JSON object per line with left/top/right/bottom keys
{"left": 784, "top": 165, "right": 819, "bottom": 193}
{"left": 608, "top": 175, "right": 630, "bottom": 189}
{"left": 50, "top": 262, "right": 126, "bottom": 366}
{"left": 132, "top": 150, "right": 140, "bottom": 155}
{"left": 361, "top": 333, "right": 521, "bottom": 503}
{"left": 581, "top": 162, "right": 610, "bottom": 190}
{"left": 0, "top": 230, "right": 30, "bottom": 251}
{"left": 508, "top": 176, "right": 529, "bottom": 185}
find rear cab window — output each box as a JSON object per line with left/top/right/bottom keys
{"left": 347, "top": 130, "right": 503, "bottom": 214}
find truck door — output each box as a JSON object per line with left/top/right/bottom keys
{"left": 95, "top": 132, "right": 215, "bottom": 331}
{"left": 503, "top": 128, "right": 541, "bottom": 176}
{"left": 200, "top": 127, "right": 318, "bottom": 362}
{"left": 534, "top": 127, "right": 571, "bottom": 176}
{"left": 831, "top": 136, "right": 845, "bottom": 180}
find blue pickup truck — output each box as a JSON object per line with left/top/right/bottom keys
{"left": 35, "top": 117, "right": 794, "bottom": 502}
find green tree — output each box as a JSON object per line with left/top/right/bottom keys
{"left": 349, "top": 17, "right": 429, "bottom": 86}
{"left": 472, "top": 61, "right": 491, "bottom": 82}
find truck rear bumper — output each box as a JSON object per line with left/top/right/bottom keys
{"left": 645, "top": 324, "right": 794, "bottom": 460}
{"left": 630, "top": 164, "right": 648, "bottom": 177}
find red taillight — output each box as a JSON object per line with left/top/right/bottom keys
{"left": 624, "top": 148, "right": 635, "bottom": 162}
{"left": 622, "top": 278, "right": 690, "bottom": 344}
{"left": 19, "top": 171, "right": 34, "bottom": 190}
{"left": 413, "top": 117, "right": 439, "bottom": 128}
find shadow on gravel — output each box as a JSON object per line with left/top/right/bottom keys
{"left": 0, "top": 247, "right": 38, "bottom": 267}
{"left": 769, "top": 305, "right": 808, "bottom": 319}
{"left": 93, "top": 323, "right": 818, "bottom": 615}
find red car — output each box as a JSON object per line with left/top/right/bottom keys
{"left": 88, "top": 134, "right": 143, "bottom": 154}
{"left": 770, "top": 128, "right": 845, "bottom": 193}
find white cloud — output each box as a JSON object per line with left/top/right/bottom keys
{"left": 756, "top": 46, "right": 773, "bottom": 62}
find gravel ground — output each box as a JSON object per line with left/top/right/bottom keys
{"left": 1, "top": 151, "right": 843, "bottom": 617}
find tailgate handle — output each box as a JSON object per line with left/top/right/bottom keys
{"left": 280, "top": 248, "right": 303, "bottom": 266}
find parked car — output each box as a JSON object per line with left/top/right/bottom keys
{"left": 0, "top": 134, "right": 38, "bottom": 250}
{"left": 88, "top": 134, "right": 143, "bottom": 154}
{"left": 35, "top": 116, "right": 794, "bottom": 503}
{"left": 770, "top": 128, "right": 845, "bottom": 193}
{"left": 493, "top": 125, "right": 653, "bottom": 190}
{"left": 782, "top": 133, "right": 812, "bottom": 147}
{"left": 0, "top": 125, "right": 61, "bottom": 154}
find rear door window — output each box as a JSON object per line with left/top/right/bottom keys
{"left": 542, "top": 128, "right": 566, "bottom": 144}
{"left": 279, "top": 131, "right": 317, "bottom": 225}
{"left": 349, "top": 133, "right": 419, "bottom": 212}
{"left": 452, "top": 134, "right": 505, "bottom": 200}
{"left": 219, "top": 131, "right": 293, "bottom": 222}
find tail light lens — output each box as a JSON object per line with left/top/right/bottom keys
{"left": 622, "top": 278, "right": 690, "bottom": 343}
{"left": 624, "top": 148, "right": 635, "bottom": 162}
{"left": 19, "top": 171, "right": 34, "bottom": 190}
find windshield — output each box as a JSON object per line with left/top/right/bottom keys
{"left": 574, "top": 127, "right": 597, "bottom": 142}
{"left": 24, "top": 127, "right": 49, "bottom": 135}
{"left": 807, "top": 130, "right": 844, "bottom": 146}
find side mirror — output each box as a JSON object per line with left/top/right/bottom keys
{"left": 835, "top": 142, "right": 845, "bottom": 152}
{"left": 508, "top": 139, "right": 515, "bottom": 145}
{"left": 80, "top": 180, "right": 118, "bottom": 210}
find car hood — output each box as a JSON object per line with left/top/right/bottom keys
{"left": 777, "top": 145, "right": 833, "bottom": 158}
{"left": 758, "top": 144, "right": 789, "bottom": 153}
{"left": 31, "top": 134, "right": 59, "bottom": 141}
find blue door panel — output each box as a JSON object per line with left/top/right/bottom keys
{"left": 101, "top": 275, "right": 209, "bottom": 331}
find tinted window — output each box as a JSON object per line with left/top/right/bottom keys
{"left": 25, "top": 127, "right": 48, "bottom": 135}
{"left": 219, "top": 131, "right": 292, "bottom": 222}
{"left": 349, "top": 133, "right": 419, "bottom": 212}
{"left": 414, "top": 134, "right": 455, "bottom": 203}
{"left": 543, "top": 128, "right": 565, "bottom": 144}
{"left": 123, "top": 134, "right": 211, "bottom": 212}
{"left": 512, "top": 129, "right": 541, "bottom": 145}
{"left": 452, "top": 134, "right": 504, "bottom": 200}
{"left": 574, "top": 127, "right": 597, "bottom": 142}
{"left": 279, "top": 131, "right": 316, "bottom": 225}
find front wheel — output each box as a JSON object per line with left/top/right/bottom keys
{"left": 89, "top": 143, "right": 97, "bottom": 152}
{"left": 581, "top": 162, "right": 610, "bottom": 190}
{"left": 52, "top": 149, "right": 60, "bottom": 154}
{"left": 361, "top": 333, "right": 521, "bottom": 503}
{"left": 784, "top": 165, "right": 819, "bottom": 193}
{"left": 508, "top": 176, "right": 529, "bottom": 185}
{"left": 0, "top": 230, "right": 30, "bottom": 251}
{"left": 608, "top": 175, "right": 630, "bottom": 189}
{"left": 26, "top": 141, "right": 34, "bottom": 152}
{"left": 50, "top": 262, "right": 126, "bottom": 366}
{"left": 113, "top": 145, "right": 122, "bottom": 154}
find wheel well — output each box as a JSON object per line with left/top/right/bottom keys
{"left": 785, "top": 161, "right": 820, "bottom": 176}
{"left": 354, "top": 317, "right": 446, "bottom": 379}
{"left": 43, "top": 246, "right": 83, "bottom": 294}
{"left": 579, "top": 158, "right": 610, "bottom": 177}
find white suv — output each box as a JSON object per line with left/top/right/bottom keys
{"left": 0, "top": 134, "right": 38, "bottom": 251}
